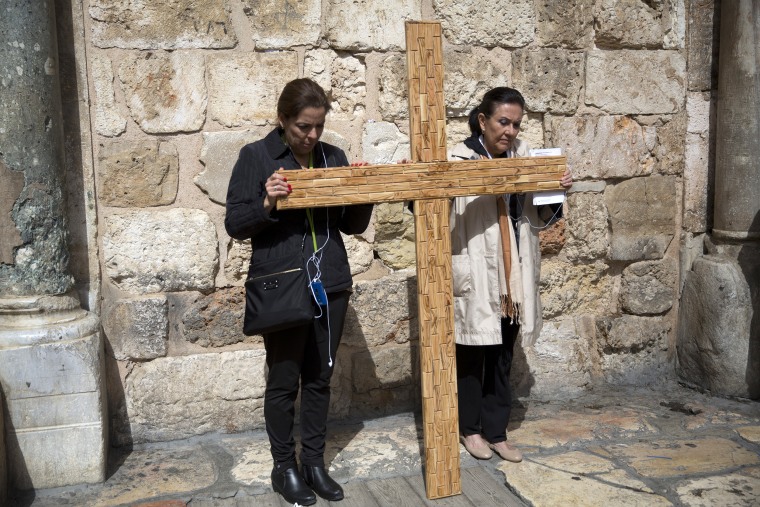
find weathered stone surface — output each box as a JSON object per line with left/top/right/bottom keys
{"left": 372, "top": 202, "right": 416, "bottom": 269}
{"left": 97, "top": 140, "right": 179, "bottom": 207}
{"left": 606, "top": 437, "right": 760, "bottom": 478}
{"left": 605, "top": 176, "right": 677, "bottom": 260}
{"left": 362, "top": 121, "right": 410, "bottom": 164}
{"left": 243, "top": 0, "right": 320, "bottom": 48}
{"left": 597, "top": 315, "right": 672, "bottom": 384}
{"left": 539, "top": 219, "right": 565, "bottom": 256}
{"left": 0, "top": 390, "right": 4, "bottom": 502}
{"left": 675, "top": 470, "right": 760, "bottom": 507}
{"left": 684, "top": 93, "right": 711, "bottom": 232}
{"left": 677, "top": 256, "right": 757, "bottom": 398}
{"left": 687, "top": 0, "right": 718, "bottom": 91}
{"left": 548, "top": 115, "right": 653, "bottom": 180}
{"left": 595, "top": 0, "right": 666, "bottom": 49}
{"left": 621, "top": 258, "right": 677, "bottom": 315}
{"left": 653, "top": 112, "right": 687, "bottom": 176}
{"left": 377, "top": 53, "right": 408, "bottom": 121}
{"left": 513, "top": 317, "right": 597, "bottom": 398}
{"left": 562, "top": 192, "right": 609, "bottom": 262}
{"left": 103, "top": 209, "right": 218, "bottom": 294}
{"left": 0, "top": 160, "right": 24, "bottom": 265}
{"left": 502, "top": 451, "right": 671, "bottom": 507}
{"left": 586, "top": 50, "right": 686, "bottom": 114}
{"left": 568, "top": 180, "right": 607, "bottom": 193}
{"left": 225, "top": 238, "right": 252, "bottom": 286}
{"left": 324, "top": 0, "right": 421, "bottom": 51}
{"left": 434, "top": 0, "right": 535, "bottom": 47}
{"left": 347, "top": 345, "right": 418, "bottom": 419}
{"left": 519, "top": 113, "right": 546, "bottom": 151}
{"left": 738, "top": 426, "right": 760, "bottom": 444}
{"left": 122, "top": 350, "right": 267, "bottom": 444}
{"left": 195, "top": 129, "right": 269, "bottom": 205}
{"left": 343, "top": 269, "right": 417, "bottom": 348}
{"left": 207, "top": 53, "right": 297, "bottom": 128}
{"left": 102, "top": 296, "right": 168, "bottom": 361}
{"left": 343, "top": 233, "right": 374, "bottom": 276}
{"left": 536, "top": 0, "right": 594, "bottom": 49}
{"left": 540, "top": 260, "right": 616, "bottom": 318}
{"left": 512, "top": 49, "right": 584, "bottom": 114}
{"left": 118, "top": 52, "right": 206, "bottom": 134}
{"left": 304, "top": 49, "right": 366, "bottom": 118}
{"left": 443, "top": 47, "right": 511, "bottom": 117}
{"left": 180, "top": 288, "right": 246, "bottom": 347}
{"left": 90, "top": 55, "right": 126, "bottom": 137}
{"left": 89, "top": 0, "right": 237, "bottom": 49}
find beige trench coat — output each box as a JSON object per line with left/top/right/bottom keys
{"left": 449, "top": 138, "right": 546, "bottom": 347}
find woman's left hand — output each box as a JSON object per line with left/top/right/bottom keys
{"left": 560, "top": 169, "right": 573, "bottom": 189}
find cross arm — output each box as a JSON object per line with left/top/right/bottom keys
{"left": 276, "top": 155, "right": 567, "bottom": 209}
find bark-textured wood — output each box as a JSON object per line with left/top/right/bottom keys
{"left": 277, "top": 156, "right": 565, "bottom": 209}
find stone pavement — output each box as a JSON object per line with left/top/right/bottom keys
{"left": 10, "top": 381, "right": 760, "bottom": 506}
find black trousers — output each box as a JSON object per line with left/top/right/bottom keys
{"left": 263, "top": 290, "right": 350, "bottom": 471}
{"left": 456, "top": 319, "right": 519, "bottom": 444}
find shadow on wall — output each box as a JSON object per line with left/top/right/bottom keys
{"left": 737, "top": 210, "right": 760, "bottom": 400}
{"left": 2, "top": 388, "right": 34, "bottom": 506}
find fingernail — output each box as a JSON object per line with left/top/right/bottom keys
{"left": 287, "top": 184, "right": 292, "bottom": 192}
{"left": 284, "top": 177, "right": 288, "bottom": 182}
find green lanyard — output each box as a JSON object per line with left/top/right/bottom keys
{"left": 304, "top": 151, "right": 318, "bottom": 251}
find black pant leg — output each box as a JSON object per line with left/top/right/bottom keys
{"left": 480, "top": 319, "right": 519, "bottom": 443}
{"left": 298, "top": 290, "right": 350, "bottom": 467}
{"left": 456, "top": 343, "right": 486, "bottom": 436}
{"left": 263, "top": 323, "right": 311, "bottom": 470}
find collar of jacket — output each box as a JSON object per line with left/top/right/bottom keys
{"left": 264, "top": 127, "right": 291, "bottom": 161}
{"left": 463, "top": 133, "right": 510, "bottom": 159}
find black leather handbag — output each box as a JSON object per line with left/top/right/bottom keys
{"left": 243, "top": 256, "right": 315, "bottom": 336}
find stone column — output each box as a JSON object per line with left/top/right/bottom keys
{"left": 677, "top": 0, "right": 760, "bottom": 399}
{"left": 0, "top": 0, "right": 106, "bottom": 490}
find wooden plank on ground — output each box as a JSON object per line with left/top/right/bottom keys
{"left": 338, "top": 481, "right": 382, "bottom": 507}
{"left": 460, "top": 466, "right": 525, "bottom": 507}
{"left": 404, "top": 473, "right": 474, "bottom": 506}
{"left": 364, "top": 476, "right": 426, "bottom": 507}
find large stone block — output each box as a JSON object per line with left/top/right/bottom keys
{"left": 0, "top": 331, "right": 106, "bottom": 489}
{"left": 195, "top": 129, "right": 270, "bottom": 205}
{"left": 434, "top": 0, "right": 534, "bottom": 47}
{"left": 324, "top": 0, "right": 421, "bottom": 51}
{"left": 346, "top": 345, "right": 418, "bottom": 418}
{"left": 687, "top": 0, "right": 718, "bottom": 91}
{"left": 586, "top": 50, "right": 686, "bottom": 114}
{"left": 443, "top": 47, "right": 511, "bottom": 117}
{"left": 343, "top": 233, "right": 374, "bottom": 276}
{"left": 103, "top": 209, "right": 219, "bottom": 294}
{"left": 598, "top": 315, "right": 672, "bottom": 385}
{"left": 536, "top": 0, "right": 594, "bottom": 49}
{"left": 90, "top": 55, "right": 126, "bottom": 137}
{"left": 344, "top": 269, "right": 418, "bottom": 348}
{"left": 243, "top": 0, "right": 320, "bottom": 48}
{"left": 207, "top": 52, "right": 298, "bottom": 127}
{"left": 180, "top": 288, "right": 246, "bottom": 348}
{"left": 605, "top": 176, "right": 677, "bottom": 261}
{"left": 102, "top": 296, "right": 168, "bottom": 360}
{"left": 362, "top": 121, "right": 410, "bottom": 164}
{"left": 512, "top": 49, "right": 584, "bottom": 114}
{"left": 540, "top": 260, "right": 617, "bottom": 318}
{"left": 304, "top": 49, "right": 367, "bottom": 118}
{"left": 594, "top": 0, "right": 666, "bottom": 48}
{"left": 677, "top": 256, "right": 758, "bottom": 398}
{"left": 89, "top": 0, "right": 237, "bottom": 49}
{"left": 562, "top": 192, "right": 609, "bottom": 261}
{"left": 118, "top": 52, "right": 206, "bottom": 134}
{"left": 548, "top": 115, "right": 653, "bottom": 180}
{"left": 97, "top": 140, "right": 179, "bottom": 207}
{"left": 652, "top": 111, "right": 686, "bottom": 176}
{"left": 372, "top": 203, "right": 416, "bottom": 270}
{"left": 0, "top": 389, "right": 5, "bottom": 503}
{"left": 621, "top": 258, "right": 677, "bottom": 315}
{"left": 683, "top": 93, "right": 712, "bottom": 232}
{"left": 122, "top": 350, "right": 267, "bottom": 444}
{"left": 225, "top": 238, "right": 252, "bottom": 286}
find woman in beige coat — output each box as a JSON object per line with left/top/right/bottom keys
{"left": 451, "top": 87, "right": 572, "bottom": 462}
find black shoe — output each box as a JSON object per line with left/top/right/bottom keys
{"left": 271, "top": 466, "right": 316, "bottom": 506}
{"left": 301, "top": 464, "right": 344, "bottom": 501}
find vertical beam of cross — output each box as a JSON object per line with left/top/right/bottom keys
{"left": 405, "top": 21, "right": 461, "bottom": 499}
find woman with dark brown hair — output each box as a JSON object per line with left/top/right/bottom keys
{"left": 225, "top": 78, "right": 372, "bottom": 505}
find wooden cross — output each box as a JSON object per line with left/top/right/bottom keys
{"left": 279, "top": 22, "right": 566, "bottom": 499}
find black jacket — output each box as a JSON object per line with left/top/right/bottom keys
{"left": 225, "top": 128, "right": 373, "bottom": 293}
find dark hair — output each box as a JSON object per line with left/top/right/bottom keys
{"left": 277, "top": 78, "right": 331, "bottom": 120}
{"left": 467, "top": 87, "right": 526, "bottom": 135}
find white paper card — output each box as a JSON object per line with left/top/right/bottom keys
{"left": 529, "top": 147, "right": 563, "bottom": 157}
{"left": 533, "top": 190, "right": 565, "bottom": 205}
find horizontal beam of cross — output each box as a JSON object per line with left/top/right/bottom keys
{"left": 276, "top": 156, "right": 566, "bottom": 209}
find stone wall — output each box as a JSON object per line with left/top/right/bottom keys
{"left": 62, "top": 0, "right": 717, "bottom": 445}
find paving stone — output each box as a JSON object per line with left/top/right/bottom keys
{"left": 675, "top": 468, "right": 760, "bottom": 507}
{"left": 605, "top": 438, "right": 760, "bottom": 478}
{"left": 737, "top": 426, "right": 760, "bottom": 444}
{"left": 500, "top": 451, "right": 672, "bottom": 506}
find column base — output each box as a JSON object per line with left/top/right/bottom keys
{"left": 0, "top": 294, "right": 106, "bottom": 490}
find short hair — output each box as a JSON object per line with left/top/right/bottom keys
{"left": 277, "top": 78, "right": 332, "bottom": 120}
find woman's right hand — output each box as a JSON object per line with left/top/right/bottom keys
{"left": 263, "top": 169, "right": 292, "bottom": 212}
